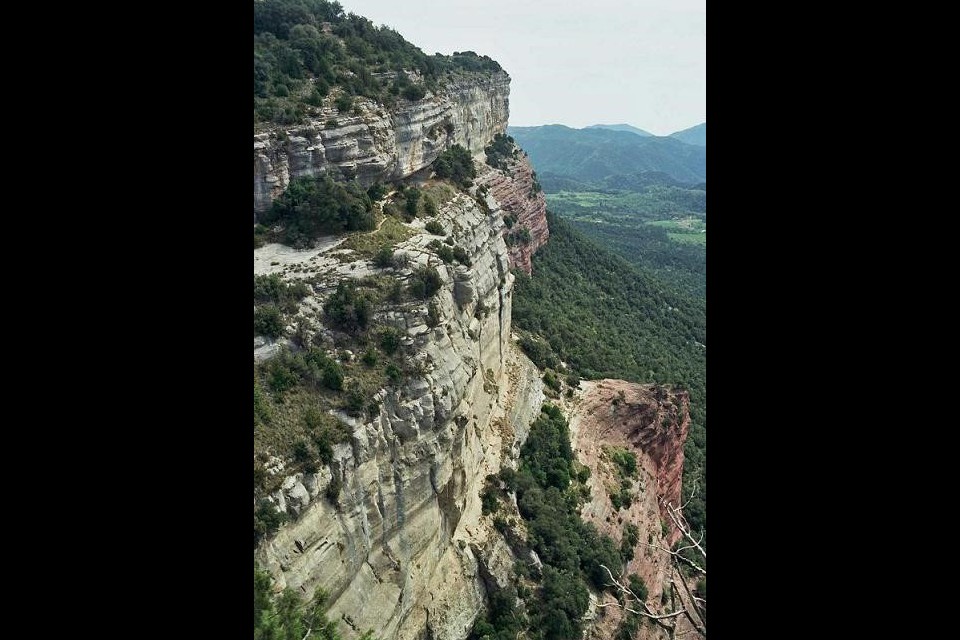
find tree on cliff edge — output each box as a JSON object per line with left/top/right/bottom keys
{"left": 432, "top": 144, "right": 476, "bottom": 187}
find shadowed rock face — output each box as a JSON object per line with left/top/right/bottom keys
{"left": 254, "top": 71, "right": 511, "bottom": 215}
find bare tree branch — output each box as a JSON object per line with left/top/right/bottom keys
{"left": 670, "top": 575, "right": 706, "bottom": 637}
{"left": 662, "top": 499, "right": 706, "bottom": 560}
{"left": 642, "top": 541, "right": 706, "bottom": 576}
{"left": 598, "top": 564, "right": 689, "bottom": 626}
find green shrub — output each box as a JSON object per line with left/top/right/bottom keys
{"left": 425, "top": 220, "right": 445, "bottom": 235}
{"left": 408, "top": 266, "right": 442, "bottom": 299}
{"left": 266, "top": 358, "right": 300, "bottom": 394}
{"left": 485, "top": 133, "right": 515, "bottom": 170}
{"left": 254, "top": 274, "right": 310, "bottom": 312}
{"left": 385, "top": 362, "right": 402, "bottom": 384}
{"left": 432, "top": 144, "right": 476, "bottom": 188}
{"left": 505, "top": 226, "right": 532, "bottom": 247}
{"left": 518, "top": 333, "right": 559, "bottom": 369}
{"left": 342, "top": 387, "right": 366, "bottom": 416}
{"left": 610, "top": 447, "right": 638, "bottom": 478}
{"left": 293, "top": 439, "right": 318, "bottom": 473}
{"left": 620, "top": 523, "right": 640, "bottom": 562}
{"left": 254, "top": 499, "right": 288, "bottom": 546}
{"left": 253, "top": 384, "right": 272, "bottom": 425}
{"left": 481, "top": 487, "right": 499, "bottom": 515}
{"left": 380, "top": 327, "right": 402, "bottom": 355}
{"left": 373, "top": 245, "right": 396, "bottom": 268}
{"left": 321, "top": 360, "right": 344, "bottom": 390}
{"left": 361, "top": 348, "right": 378, "bottom": 366}
{"left": 324, "top": 281, "right": 371, "bottom": 333}
{"left": 366, "top": 182, "right": 388, "bottom": 201}
{"left": 543, "top": 370, "right": 561, "bottom": 393}
{"left": 402, "top": 84, "right": 426, "bottom": 101}
{"left": 405, "top": 187, "right": 421, "bottom": 216}
{"left": 426, "top": 302, "right": 440, "bottom": 328}
{"left": 254, "top": 304, "right": 285, "bottom": 338}
{"left": 428, "top": 240, "right": 454, "bottom": 263}
{"left": 335, "top": 94, "right": 353, "bottom": 112}
{"left": 628, "top": 574, "right": 648, "bottom": 602}
{"left": 261, "top": 174, "right": 375, "bottom": 247}
{"left": 326, "top": 475, "right": 342, "bottom": 505}
{"left": 452, "top": 246, "right": 471, "bottom": 266}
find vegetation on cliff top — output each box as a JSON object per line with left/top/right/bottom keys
{"left": 259, "top": 174, "right": 377, "bottom": 248}
{"left": 254, "top": 0, "right": 503, "bottom": 125}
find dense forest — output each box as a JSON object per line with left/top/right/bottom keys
{"left": 543, "top": 181, "right": 706, "bottom": 298}
{"left": 254, "top": 0, "right": 502, "bottom": 125}
{"left": 512, "top": 213, "right": 706, "bottom": 547}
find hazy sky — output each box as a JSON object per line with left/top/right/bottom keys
{"left": 340, "top": 0, "right": 705, "bottom": 136}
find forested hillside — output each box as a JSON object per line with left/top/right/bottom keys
{"left": 668, "top": 122, "right": 706, "bottom": 146}
{"left": 507, "top": 125, "right": 706, "bottom": 184}
{"left": 513, "top": 213, "right": 706, "bottom": 539}
{"left": 544, "top": 181, "right": 706, "bottom": 297}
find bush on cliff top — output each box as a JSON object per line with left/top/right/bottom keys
{"left": 432, "top": 144, "right": 476, "bottom": 187}
{"left": 254, "top": 0, "right": 503, "bottom": 124}
{"left": 485, "top": 133, "right": 516, "bottom": 170}
{"left": 260, "top": 174, "right": 376, "bottom": 247}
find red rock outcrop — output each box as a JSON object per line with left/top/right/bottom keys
{"left": 570, "top": 379, "right": 688, "bottom": 545}
{"left": 476, "top": 152, "right": 548, "bottom": 275}
{"left": 565, "top": 379, "right": 699, "bottom": 640}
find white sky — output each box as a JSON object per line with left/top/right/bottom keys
{"left": 340, "top": 0, "right": 705, "bottom": 136}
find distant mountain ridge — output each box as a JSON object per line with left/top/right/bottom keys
{"left": 508, "top": 124, "right": 706, "bottom": 184}
{"left": 669, "top": 122, "right": 706, "bottom": 147}
{"left": 584, "top": 123, "right": 653, "bottom": 136}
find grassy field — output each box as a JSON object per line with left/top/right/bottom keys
{"left": 647, "top": 218, "right": 707, "bottom": 245}
{"left": 543, "top": 187, "right": 706, "bottom": 297}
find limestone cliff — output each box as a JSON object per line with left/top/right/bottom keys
{"left": 254, "top": 72, "right": 510, "bottom": 214}
{"left": 254, "top": 186, "right": 545, "bottom": 640}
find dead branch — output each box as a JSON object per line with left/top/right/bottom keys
{"left": 599, "top": 564, "right": 689, "bottom": 626}
{"left": 662, "top": 499, "right": 706, "bottom": 560}
{"left": 642, "top": 541, "right": 706, "bottom": 576}
{"left": 670, "top": 575, "right": 706, "bottom": 637}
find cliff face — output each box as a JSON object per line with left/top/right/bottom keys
{"left": 476, "top": 153, "right": 548, "bottom": 275}
{"left": 254, "top": 186, "right": 544, "bottom": 640}
{"left": 570, "top": 380, "right": 688, "bottom": 545}
{"left": 566, "top": 379, "right": 701, "bottom": 640}
{"left": 254, "top": 72, "right": 511, "bottom": 214}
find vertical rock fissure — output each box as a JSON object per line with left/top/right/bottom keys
{"left": 497, "top": 286, "right": 504, "bottom": 364}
